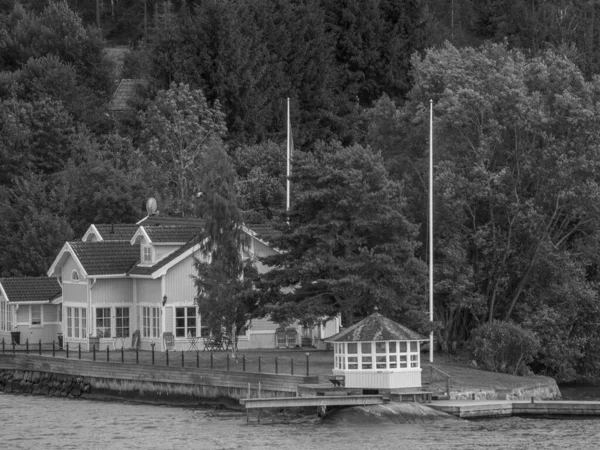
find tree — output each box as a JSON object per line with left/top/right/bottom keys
{"left": 256, "top": 141, "right": 426, "bottom": 329}
{"left": 394, "top": 41, "right": 600, "bottom": 378}
{"left": 194, "top": 142, "right": 254, "bottom": 347}
{"left": 0, "top": 174, "right": 73, "bottom": 277}
{"left": 231, "top": 140, "right": 286, "bottom": 221}
{"left": 138, "top": 82, "right": 226, "bottom": 216}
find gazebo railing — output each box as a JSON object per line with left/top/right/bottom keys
{"left": 426, "top": 364, "right": 451, "bottom": 398}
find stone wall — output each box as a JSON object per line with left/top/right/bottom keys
{"left": 0, "top": 369, "right": 91, "bottom": 398}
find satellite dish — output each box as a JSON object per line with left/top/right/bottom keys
{"left": 146, "top": 197, "right": 158, "bottom": 215}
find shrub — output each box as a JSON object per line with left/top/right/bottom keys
{"left": 469, "top": 321, "right": 540, "bottom": 375}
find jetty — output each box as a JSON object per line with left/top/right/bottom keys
{"left": 428, "top": 399, "right": 600, "bottom": 419}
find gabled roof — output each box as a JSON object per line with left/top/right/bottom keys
{"left": 93, "top": 224, "right": 140, "bottom": 241}
{"left": 108, "top": 79, "right": 147, "bottom": 112}
{"left": 139, "top": 216, "right": 206, "bottom": 228}
{"left": 68, "top": 241, "right": 140, "bottom": 276}
{"left": 245, "top": 223, "right": 281, "bottom": 242}
{"left": 145, "top": 226, "right": 201, "bottom": 243}
{"left": 326, "top": 312, "right": 426, "bottom": 342}
{"left": 127, "top": 238, "right": 206, "bottom": 278}
{"left": 0, "top": 277, "right": 62, "bottom": 303}
{"left": 82, "top": 224, "right": 139, "bottom": 242}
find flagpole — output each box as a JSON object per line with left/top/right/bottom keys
{"left": 429, "top": 99, "right": 434, "bottom": 363}
{"left": 286, "top": 98, "right": 291, "bottom": 214}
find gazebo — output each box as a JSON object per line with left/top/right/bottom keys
{"left": 326, "top": 311, "right": 428, "bottom": 390}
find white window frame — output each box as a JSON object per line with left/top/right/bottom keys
{"left": 96, "top": 307, "right": 111, "bottom": 338}
{"left": 30, "top": 305, "right": 42, "bottom": 327}
{"left": 115, "top": 307, "right": 130, "bottom": 338}
{"left": 336, "top": 340, "right": 421, "bottom": 371}
{"left": 142, "top": 245, "right": 153, "bottom": 265}
{"left": 142, "top": 306, "right": 160, "bottom": 338}
{"left": 0, "top": 299, "right": 11, "bottom": 332}
{"left": 175, "top": 306, "right": 197, "bottom": 338}
{"left": 66, "top": 307, "right": 86, "bottom": 339}
{"left": 71, "top": 270, "right": 80, "bottom": 282}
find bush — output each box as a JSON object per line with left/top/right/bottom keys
{"left": 469, "top": 321, "right": 540, "bottom": 375}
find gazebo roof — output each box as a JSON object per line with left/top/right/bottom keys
{"left": 326, "top": 312, "right": 427, "bottom": 342}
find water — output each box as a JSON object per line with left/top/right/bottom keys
{"left": 2, "top": 392, "right": 600, "bottom": 450}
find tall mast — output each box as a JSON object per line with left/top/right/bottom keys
{"left": 429, "top": 99, "right": 434, "bottom": 363}
{"left": 286, "top": 98, "right": 291, "bottom": 214}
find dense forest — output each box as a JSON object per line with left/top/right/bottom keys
{"left": 2, "top": 0, "right": 600, "bottom": 382}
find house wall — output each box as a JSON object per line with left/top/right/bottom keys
{"left": 339, "top": 369, "right": 423, "bottom": 389}
{"left": 137, "top": 279, "right": 161, "bottom": 303}
{"left": 61, "top": 256, "right": 88, "bottom": 305}
{"left": 154, "top": 245, "right": 180, "bottom": 262}
{"left": 11, "top": 304, "right": 62, "bottom": 344}
{"left": 164, "top": 253, "right": 197, "bottom": 304}
{"left": 92, "top": 279, "right": 133, "bottom": 304}
{"left": 62, "top": 256, "right": 84, "bottom": 283}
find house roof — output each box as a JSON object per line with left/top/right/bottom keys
{"left": 326, "top": 312, "right": 427, "bottom": 342}
{"left": 245, "top": 223, "right": 281, "bottom": 242}
{"left": 69, "top": 241, "right": 140, "bottom": 276}
{"left": 108, "top": 79, "right": 147, "bottom": 112}
{"left": 144, "top": 226, "right": 202, "bottom": 243}
{"left": 127, "top": 239, "right": 203, "bottom": 277}
{"left": 92, "top": 224, "right": 140, "bottom": 241}
{"left": 0, "top": 277, "right": 62, "bottom": 303}
{"left": 140, "top": 216, "right": 206, "bottom": 228}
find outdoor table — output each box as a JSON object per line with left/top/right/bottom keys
{"left": 187, "top": 335, "right": 200, "bottom": 351}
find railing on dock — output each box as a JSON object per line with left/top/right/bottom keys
{"left": 0, "top": 338, "right": 313, "bottom": 376}
{"left": 427, "top": 364, "right": 451, "bottom": 398}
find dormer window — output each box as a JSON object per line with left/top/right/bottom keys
{"left": 142, "top": 245, "right": 153, "bottom": 264}
{"left": 71, "top": 270, "right": 80, "bottom": 282}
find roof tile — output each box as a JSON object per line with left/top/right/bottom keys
{"left": 0, "top": 277, "right": 62, "bottom": 303}
{"left": 326, "top": 313, "right": 426, "bottom": 342}
{"left": 69, "top": 242, "right": 140, "bottom": 276}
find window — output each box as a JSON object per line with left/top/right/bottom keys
{"left": 361, "top": 356, "right": 372, "bottom": 370}
{"left": 175, "top": 307, "right": 197, "bottom": 337}
{"left": 376, "top": 355, "right": 387, "bottom": 369}
{"left": 142, "top": 307, "right": 160, "bottom": 338}
{"left": 31, "top": 305, "right": 41, "bottom": 326}
{"left": 67, "top": 307, "right": 73, "bottom": 338}
{"left": 347, "top": 343, "right": 357, "bottom": 354}
{"left": 348, "top": 356, "right": 358, "bottom": 370}
{"left": 96, "top": 308, "right": 111, "bottom": 338}
{"left": 361, "top": 342, "right": 372, "bottom": 354}
{"left": 66, "top": 307, "right": 86, "bottom": 338}
{"left": 116, "top": 307, "right": 130, "bottom": 338}
{"left": 142, "top": 245, "right": 153, "bottom": 264}
{"left": 74, "top": 309, "right": 80, "bottom": 338}
{"left": 375, "top": 342, "right": 386, "bottom": 353}
{"left": 0, "top": 300, "right": 8, "bottom": 332}
{"left": 389, "top": 354, "right": 397, "bottom": 369}
{"left": 410, "top": 354, "right": 419, "bottom": 368}
{"left": 71, "top": 270, "right": 79, "bottom": 282}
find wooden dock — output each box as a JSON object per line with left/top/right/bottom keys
{"left": 240, "top": 394, "right": 384, "bottom": 409}
{"left": 428, "top": 399, "right": 600, "bottom": 419}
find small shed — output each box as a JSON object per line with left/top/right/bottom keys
{"left": 326, "top": 311, "right": 427, "bottom": 390}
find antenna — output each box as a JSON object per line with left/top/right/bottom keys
{"left": 146, "top": 197, "right": 157, "bottom": 216}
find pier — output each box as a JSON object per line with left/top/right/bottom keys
{"left": 428, "top": 399, "right": 600, "bottom": 419}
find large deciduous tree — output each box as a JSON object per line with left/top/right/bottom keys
{"left": 138, "top": 82, "right": 226, "bottom": 216}
{"left": 392, "top": 41, "right": 600, "bottom": 380}
{"left": 256, "top": 141, "right": 426, "bottom": 330}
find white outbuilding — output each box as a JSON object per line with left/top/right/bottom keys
{"left": 326, "top": 311, "right": 427, "bottom": 390}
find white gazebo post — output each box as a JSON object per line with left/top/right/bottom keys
{"left": 327, "top": 310, "right": 427, "bottom": 390}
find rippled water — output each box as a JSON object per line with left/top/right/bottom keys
{"left": 2, "top": 393, "right": 600, "bottom": 450}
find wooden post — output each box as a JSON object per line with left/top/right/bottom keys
{"left": 210, "top": 352, "right": 213, "bottom": 369}
{"left": 106, "top": 345, "right": 109, "bottom": 362}
{"left": 291, "top": 358, "right": 294, "bottom": 375}
{"left": 306, "top": 353, "right": 309, "bottom": 376}
{"left": 78, "top": 343, "right": 81, "bottom": 360}
{"left": 66, "top": 342, "right": 69, "bottom": 359}
{"left": 258, "top": 382, "right": 261, "bottom": 398}
{"left": 196, "top": 351, "right": 199, "bottom": 368}
{"left": 181, "top": 351, "right": 184, "bottom": 367}
{"left": 247, "top": 382, "right": 250, "bottom": 399}
{"left": 121, "top": 345, "right": 124, "bottom": 363}
{"left": 2, "top": 338, "right": 4, "bottom": 353}
{"left": 52, "top": 341, "right": 55, "bottom": 357}
{"left": 166, "top": 349, "right": 169, "bottom": 366}
{"left": 258, "top": 356, "right": 261, "bottom": 373}
{"left": 136, "top": 348, "right": 139, "bottom": 364}
{"left": 39, "top": 339, "right": 42, "bottom": 356}
{"left": 275, "top": 357, "right": 278, "bottom": 374}
{"left": 93, "top": 345, "right": 96, "bottom": 361}
{"left": 243, "top": 355, "right": 246, "bottom": 372}
{"left": 26, "top": 339, "right": 29, "bottom": 354}
{"left": 151, "top": 343, "right": 155, "bottom": 365}
{"left": 227, "top": 353, "right": 230, "bottom": 371}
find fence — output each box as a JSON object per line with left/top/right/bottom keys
{"left": 0, "top": 338, "right": 312, "bottom": 376}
